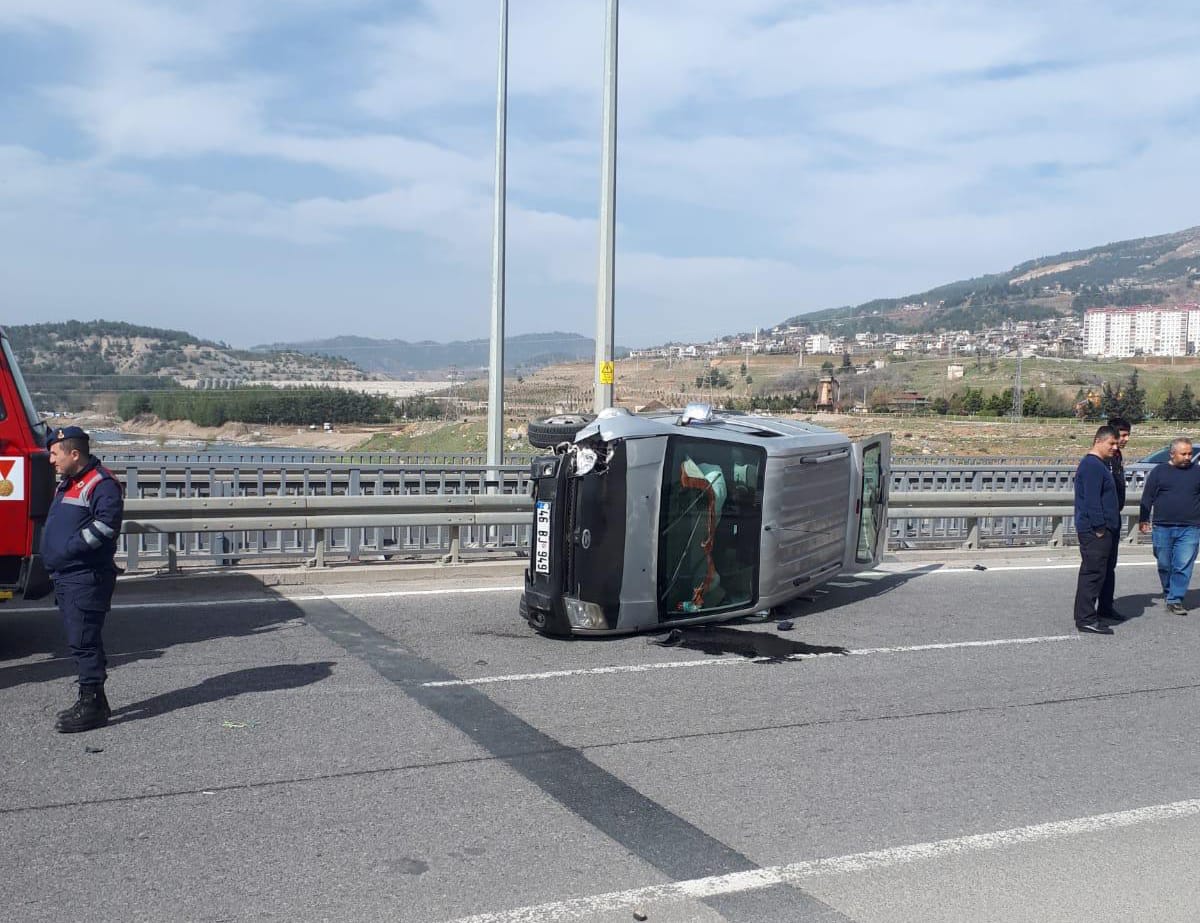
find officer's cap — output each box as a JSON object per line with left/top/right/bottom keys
{"left": 47, "top": 425, "right": 89, "bottom": 448}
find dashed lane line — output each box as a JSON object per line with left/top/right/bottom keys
{"left": 419, "top": 634, "right": 1078, "bottom": 687}
{"left": 441, "top": 796, "right": 1200, "bottom": 923}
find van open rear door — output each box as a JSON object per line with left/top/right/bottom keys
{"left": 844, "top": 433, "right": 891, "bottom": 571}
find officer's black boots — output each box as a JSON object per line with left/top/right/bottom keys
{"left": 55, "top": 685, "right": 111, "bottom": 733}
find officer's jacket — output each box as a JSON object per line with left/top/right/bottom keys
{"left": 40, "top": 457, "right": 125, "bottom": 576}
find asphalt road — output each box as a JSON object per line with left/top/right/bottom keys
{"left": 2, "top": 550, "right": 1199, "bottom": 922}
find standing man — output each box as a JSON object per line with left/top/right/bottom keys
{"left": 1103, "top": 416, "right": 1133, "bottom": 620}
{"left": 1138, "top": 437, "right": 1200, "bottom": 616}
{"left": 1073, "top": 424, "right": 1122, "bottom": 634}
{"left": 41, "top": 426, "right": 124, "bottom": 733}
{"left": 1106, "top": 417, "right": 1132, "bottom": 513}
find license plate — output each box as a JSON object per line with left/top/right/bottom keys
{"left": 534, "top": 501, "right": 552, "bottom": 574}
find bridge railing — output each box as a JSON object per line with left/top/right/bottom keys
{"left": 101, "top": 455, "right": 1114, "bottom": 503}
{"left": 112, "top": 488, "right": 1148, "bottom": 573}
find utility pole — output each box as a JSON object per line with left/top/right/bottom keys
{"left": 485, "top": 0, "right": 508, "bottom": 472}
{"left": 1012, "top": 352, "right": 1023, "bottom": 420}
{"left": 593, "top": 0, "right": 618, "bottom": 412}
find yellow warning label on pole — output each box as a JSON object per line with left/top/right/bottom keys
{"left": 599, "top": 361, "right": 615, "bottom": 385}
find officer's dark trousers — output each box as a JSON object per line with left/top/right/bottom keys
{"left": 1074, "top": 528, "right": 1118, "bottom": 625}
{"left": 54, "top": 569, "right": 116, "bottom": 687}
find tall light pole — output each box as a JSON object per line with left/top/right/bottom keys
{"left": 486, "top": 0, "right": 508, "bottom": 471}
{"left": 593, "top": 0, "right": 618, "bottom": 412}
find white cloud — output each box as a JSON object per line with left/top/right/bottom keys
{"left": 1, "top": 0, "right": 1198, "bottom": 347}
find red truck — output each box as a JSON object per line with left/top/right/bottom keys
{"left": 0, "top": 327, "right": 54, "bottom": 600}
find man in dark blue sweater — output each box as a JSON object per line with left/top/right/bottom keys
{"left": 1138, "top": 437, "right": 1200, "bottom": 615}
{"left": 1073, "top": 424, "right": 1122, "bottom": 634}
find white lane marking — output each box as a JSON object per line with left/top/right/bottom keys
{"left": 442, "top": 797, "right": 1200, "bottom": 923}
{"left": 15, "top": 584, "right": 526, "bottom": 614}
{"left": 10, "top": 556, "right": 1155, "bottom": 614}
{"left": 421, "top": 635, "right": 1077, "bottom": 688}
{"left": 903, "top": 560, "right": 1156, "bottom": 575}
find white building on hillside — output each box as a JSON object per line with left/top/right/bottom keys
{"left": 1084, "top": 306, "right": 1200, "bottom": 357}
{"left": 806, "top": 333, "right": 832, "bottom": 354}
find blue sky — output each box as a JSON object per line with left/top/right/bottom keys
{"left": 1, "top": 1, "right": 1198, "bottom": 350}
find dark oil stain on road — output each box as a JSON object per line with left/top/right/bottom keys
{"left": 650, "top": 627, "right": 848, "bottom": 663}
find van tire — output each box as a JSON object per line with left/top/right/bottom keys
{"left": 527, "top": 414, "right": 595, "bottom": 448}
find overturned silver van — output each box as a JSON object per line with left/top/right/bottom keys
{"left": 520, "top": 404, "right": 890, "bottom": 636}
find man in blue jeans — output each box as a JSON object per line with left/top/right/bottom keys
{"left": 1138, "top": 437, "right": 1200, "bottom": 616}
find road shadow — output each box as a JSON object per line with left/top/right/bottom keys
{"left": 761, "top": 564, "right": 945, "bottom": 622}
{"left": 110, "top": 661, "right": 335, "bottom": 725}
{"left": 1112, "top": 587, "right": 1198, "bottom": 621}
{"left": 649, "top": 626, "right": 848, "bottom": 663}
{"left": 0, "top": 575, "right": 312, "bottom": 691}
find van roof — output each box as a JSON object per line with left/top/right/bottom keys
{"left": 578, "top": 407, "right": 851, "bottom": 451}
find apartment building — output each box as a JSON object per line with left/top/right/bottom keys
{"left": 1084, "top": 305, "right": 1200, "bottom": 357}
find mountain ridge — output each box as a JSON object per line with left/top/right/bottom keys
{"left": 254, "top": 331, "right": 630, "bottom": 376}
{"left": 779, "top": 225, "right": 1200, "bottom": 337}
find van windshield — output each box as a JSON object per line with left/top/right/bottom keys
{"left": 658, "top": 437, "right": 764, "bottom": 618}
{"left": 0, "top": 335, "right": 44, "bottom": 442}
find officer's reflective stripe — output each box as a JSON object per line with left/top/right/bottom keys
{"left": 90, "top": 519, "right": 116, "bottom": 538}
{"left": 81, "top": 527, "right": 103, "bottom": 548}
{"left": 61, "top": 496, "right": 90, "bottom": 508}
{"left": 77, "top": 470, "right": 104, "bottom": 503}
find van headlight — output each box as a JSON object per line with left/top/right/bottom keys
{"left": 562, "top": 597, "right": 608, "bottom": 630}
{"left": 571, "top": 447, "right": 598, "bottom": 477}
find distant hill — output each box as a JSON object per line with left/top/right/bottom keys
{"left": 4, "top": 320, "right": 369, "bottom": 410}
{"left": 782, "top": 225, "right": 1200, "bottom": 336}
{"left": 256, "top": 331, "right": 630, "bottom": 377}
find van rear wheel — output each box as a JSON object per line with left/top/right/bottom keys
{"left": 527, "top": 414, "right": 595, "bottom": 449}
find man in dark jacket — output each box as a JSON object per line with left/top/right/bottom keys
{"left": 1105, "top": 417, "right": 1132, "bottom": 512}
{"left": 1073, "top": 424, "right": 1121, "bottom": 634}
{"left": 1138, "top": 437, "right": 1200, "bottom": 616}
{"left": 42, "top": 426, "right": 124, "bottom": 733}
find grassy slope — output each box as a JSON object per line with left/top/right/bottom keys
{"left": 351, "top": 353, "right": 1199, "bottom": 459}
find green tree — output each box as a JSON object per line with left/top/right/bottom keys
{"left": 985, "top": 388, "right": 1013, "bottom": 416}
{"left": 1178, "top": 384, "right": 1197, "bottom": 422}
{"left": 1100, "top": 382, "right": 1122, "bottom": 419}
{"left": 1160, "top": 390, "right": 1180, "bottom": 421}
{"left": 962, "top": 388, "right": 984, "bottom": 415}
{"left": 1122, "top": 370, "right": 1147, "bottom": 422}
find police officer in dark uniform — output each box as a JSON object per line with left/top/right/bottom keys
{"left": 42, "top": 426, "right": 124, "bottom": 733}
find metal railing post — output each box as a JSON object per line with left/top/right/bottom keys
{"left": 443, "top": 525, "right": 462, "bottom": 566}
{"left": 961, "top": 517, "right": 979, "bottom": 550}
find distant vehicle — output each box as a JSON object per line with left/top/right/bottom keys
{"left": 520, "top": 404, "right": 890, "bottom": 637}
{"left": 1128, "top": 439, "right": 1197, "bottom": 485}
{"left": 0, "top": 327, "right": 55, "bottom": 601}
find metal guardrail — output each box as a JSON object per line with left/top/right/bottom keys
{"left": 888, "top": 490, "right": 1146, "bottom": 551}
{"left": 102, "top": 458, "right": 1096, "bottom": 503}
{"left": 92, "top": 451, "right": 1158, "bottom": 570}
{"left": 114, "top": 489, "right": 1148, "bottom": 573}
